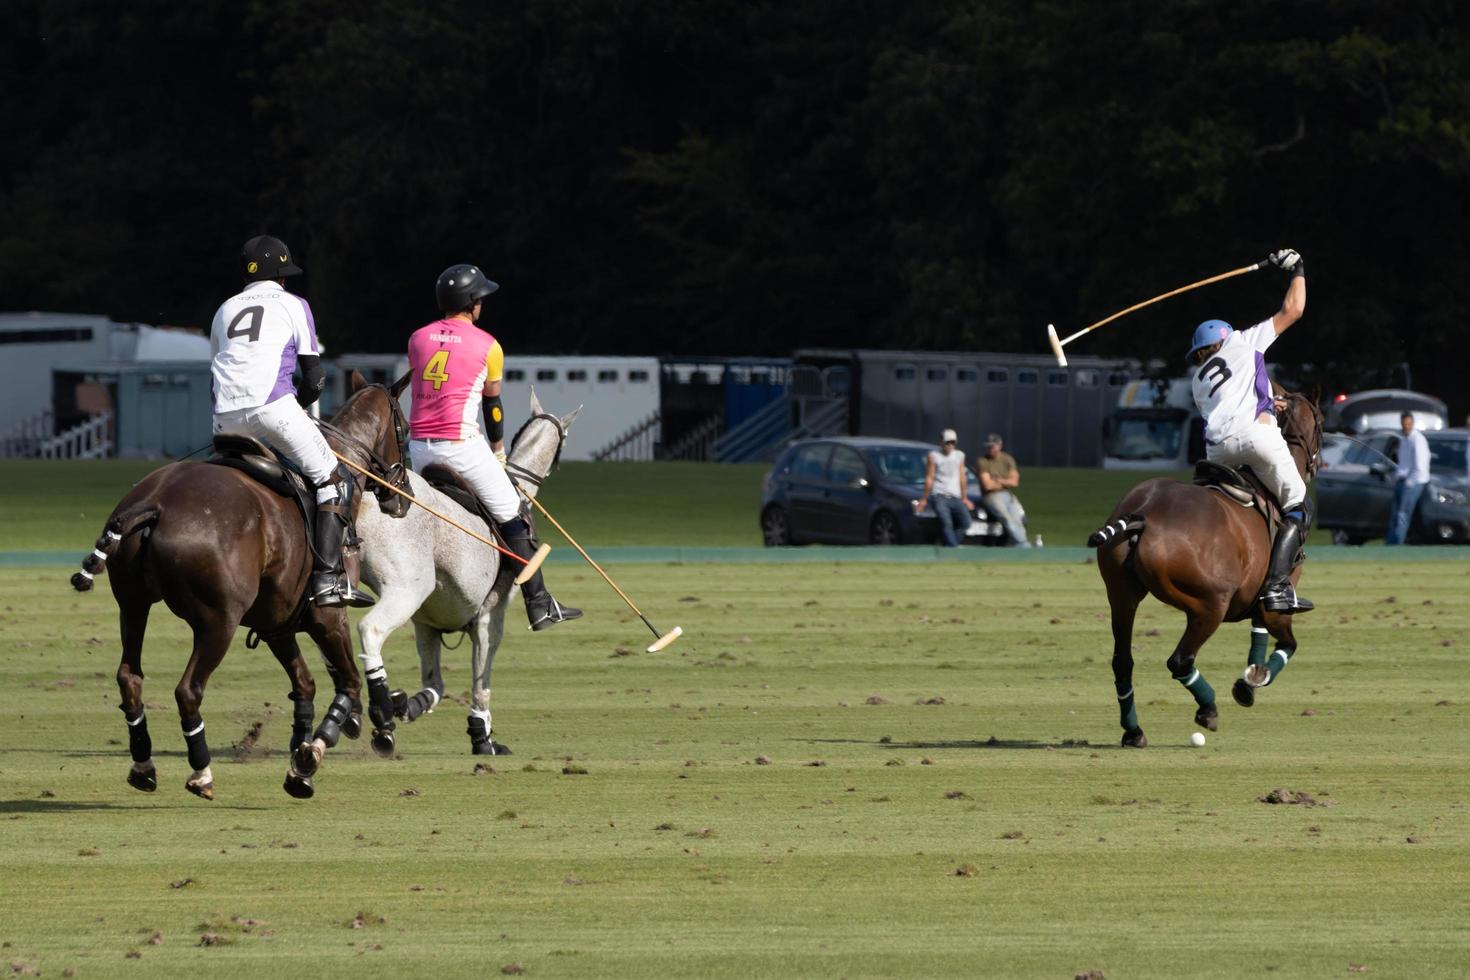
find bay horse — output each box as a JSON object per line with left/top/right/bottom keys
{"left": 69, "top": 371, "right": 411, "bottom": 798}
{"left": 353, "top": 390, "right": 577, "bottom": 755}
{"left": 1089, "top": 386, "right": 1324, "bottom": 746}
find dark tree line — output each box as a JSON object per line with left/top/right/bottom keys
{"left": 3, "top": 1, "right": 1468, "bottom": 411}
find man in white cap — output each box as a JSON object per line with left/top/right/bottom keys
{"left": 917, "top": 428, "right": 972, "bottom": 546}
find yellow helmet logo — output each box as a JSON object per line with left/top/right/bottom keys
{"left": 247, "top": 261, "right": 258, "bottom": 273}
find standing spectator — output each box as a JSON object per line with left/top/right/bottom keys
{"left": 1386, "top": 411, "right": 1430, "bottom": 545}
{"left": 917, "top": 428, "right": 972, "bottom": 547}
{"left": 975, "top": 433, "right": 1030, "bottom": 547}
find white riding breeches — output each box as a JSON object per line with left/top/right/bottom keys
{"left": 1206, "top": 419, "right": 1306, "bottom": 511}
{"left": 214, "top": 396, "right": 339, "bottom": 498}
{"left": 409, "top": 437, "right": 521, "bottom": 523}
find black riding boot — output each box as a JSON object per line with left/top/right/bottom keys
{"left": 311, "top": 496, "right": 375, "bottom": 609}
{"left": 501, "top": 518, "right": 581, "bottom": 630}
{"left": 1259, "top": 515, "right": 1313, "bottom": 614}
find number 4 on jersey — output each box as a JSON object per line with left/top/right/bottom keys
{"left": 422, "top": 350, "right": 451, "bottom": 390}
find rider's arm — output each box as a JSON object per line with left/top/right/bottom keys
{"left": 295, "top": 354, "right": 325, "bottom": 408}
{"left": 1271, "top": 253, "right": 1306, "bottom": 336}
{"left": 482, "top": 340, "right": 506, "bottom": 453}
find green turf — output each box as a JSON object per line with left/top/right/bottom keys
{"left": 2, "top": 555, "right": 1468, "bottom": 978}
{"left": 0, "top": 459, "right": 1190, "bottom": 553}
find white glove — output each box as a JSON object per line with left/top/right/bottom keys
{"left": 1268, "top": 248, "right": 1302, "bottom": 272}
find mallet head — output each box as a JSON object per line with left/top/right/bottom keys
{"left": 1046, "top": 323, "right": 1068, "bottom": 367}
{"left": 646, "top": 625, "right": 683, "bottom": 653}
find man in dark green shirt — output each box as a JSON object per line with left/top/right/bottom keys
{"left": 974, "top": 433, "right": 1030, "bottom": 546}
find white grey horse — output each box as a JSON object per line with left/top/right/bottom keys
{"left": 352, "top": 391, "right": 577, "bottom": 755}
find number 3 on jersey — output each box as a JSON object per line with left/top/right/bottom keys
{"left": 421, "top": 350, "right": 451, "bottom": 390}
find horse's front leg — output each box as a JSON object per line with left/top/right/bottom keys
{"left": 1243, "top": 613, "right": 1298, "bottom": 693}
{"left": 115, "top": 600, "right": 156, "bottom": 792}
{"left": 466, "top": 601, "right": 510, "bottom": 756}
{"left": 290, "top": 609, "right": 363, "bottom": 791}
{"left": 265, "top": 634, "right": 318, "bottom": 750}
{"left": 1166, "top": 606, "right": 1225, "bottom": 733}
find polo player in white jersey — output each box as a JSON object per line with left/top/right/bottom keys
{"left": 210, "top": 235, "right": 374, "bottom": 608}
{"left": 1186, "top": 247, "right": 1311, "bottom": 614}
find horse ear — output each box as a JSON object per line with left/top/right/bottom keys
{"left": 528, "top": 386, "right": 544, "bottom": 417}
{"left": 348, "top": 369, "right": 368, "bottom": 394}
{"left": 563, "top": 404, "right": 583, "bottom": 428}
{"left": 1308, "top": 383, "right": 1322, "bottom": 406}
{"left": 389, "top": 370, "right": 412, "bottom": 398}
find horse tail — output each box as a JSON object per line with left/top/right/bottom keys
{"left": 70, "top": 503, "right": 160, "bottom": 592}
{"left": 1087, "top": 513, "right": 1145, "bottom": 548}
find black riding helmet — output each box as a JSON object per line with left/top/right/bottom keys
{"left": 436, "top": 264, "right": 499, "bottom": 313}
{"left": 242, "top": 235, "right": 303, "bottom": 282}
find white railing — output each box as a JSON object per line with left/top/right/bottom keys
{"left": 39, "top": 412, "right": 114, "bottom": 459}
{"left": 592, "top": 411, "right": 662, "bottom": 462}
{"left": 1, "top": 409, "right": 54, "bottom": 458}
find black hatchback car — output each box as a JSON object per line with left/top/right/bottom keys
{"left": 759, "top": 437, "right": 1010, "bottom": 545}
{"left": 1316, "top": 429, "right": 1470, "bottom": 544}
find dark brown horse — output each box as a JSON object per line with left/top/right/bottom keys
{"left": 70, "top": 372, "right": 410, "bottom": 798}
{"left": 1090, "top": 386, "right": 1324, "bottom": 746}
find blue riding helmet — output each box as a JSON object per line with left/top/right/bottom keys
{"left": 1186, "top": 319, "right": 1233, "bottom": 363}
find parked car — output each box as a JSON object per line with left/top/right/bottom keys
{"left": 1316, "top": 429, "right": 1470, "bottom": 544}
{"left": 759, "top": 437, "right": 1018, "bottom": 545}
{"left": 1325, "top": 389, "right": 1447, "bottom": 435}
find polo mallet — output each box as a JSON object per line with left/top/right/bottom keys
{"left": 333, "top": 452, "right": 547, "bottom": 585}
{"left": 1046, "top": 259, "right": 1268, "bottom": 366}
{"left": 517, "top": 492, "right": 682, "bottom": 653}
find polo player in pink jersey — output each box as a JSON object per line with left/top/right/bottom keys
{"left": 407, "top": 264, "right": 581, "bottom": 635}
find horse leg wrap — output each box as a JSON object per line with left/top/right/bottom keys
{"left": 1172, "top": 668, "right": 1216, "bottom": 708}
{"left": 315, "top": 692, "right": 354, "bottom": 749}
{"left": 404, "top": 689, "right": 439, "bottom": 722}
{"left": 120, "top": 704, "right": 152, "bottom": 764}
{"left": 1249, "top": 627, "right": 1270, "bottom": 668}
{"left": 289, "top": 694, "right": 315, "bottom": 751}
{"left": 1114, "top": 684, "right": 1139, "bottom": 733}
{"left": 180, "top": 715, "right": 210, "bottom": 772}
{"left": 366, "top": 674, "right": 397, "bottom": 732}
{"left": 1264, "top": 646, "right": 1295, "bottom": 685}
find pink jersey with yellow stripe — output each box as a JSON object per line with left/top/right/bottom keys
{"left": 407, "top": 318, "right": 505, "bottom": 440}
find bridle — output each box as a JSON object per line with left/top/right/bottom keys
{"left": 317, "top": 383, "right": 411, "bottom": 511}
{"left": 1278, "top": 391, "right": 1324, "bottom": 480}
{"left": 503, "top": 412, "right": 567, "bottom": 490}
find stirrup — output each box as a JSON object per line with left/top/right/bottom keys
{"left": 529, "top": 596, "right": 582, "bottom": 631}
{"left": 312, "top": 575, "right": 375, "bottom": 609}
{"left": 1260, "top": 584, "right": 1313, "bottom": 614}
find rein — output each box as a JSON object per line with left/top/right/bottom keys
{"left": 1277, "top": 392, "right": 1324, "bottom": 480}
{"left": 317, "top": 384, "right": 411, "bottom": 508}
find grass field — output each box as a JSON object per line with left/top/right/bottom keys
{"left": 1, "top": 461, "right": 1468, "bottom": 978}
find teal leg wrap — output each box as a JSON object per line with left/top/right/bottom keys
{"left": 1116, "top": 683, "right": 1139, "bottom": 731}
{"left": 1264, "top": 646, "right": 1295, "bottom": 684}
{"left": 1174, "top": 668, "right": 1215, "bottom": 708}
{"left": 1249, "top": 627, "right": 1269, "bottom": 668}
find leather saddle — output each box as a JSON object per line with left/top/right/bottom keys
{"left": 419, "top": 464, "right": 498, "bottom": 531}
{"left": 208, "top": 433, "right": 317, "bottom": 535}
{"left": 1192, "top": 459, "right": 1288, "bottom": 548}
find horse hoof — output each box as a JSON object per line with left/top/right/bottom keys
{"left": 343, "top": 712, "right": 363, "bottom": 741}
{"left": 370, "top": 728, "right": 396, "bottom": 758}
{"left": 1244, "top": 664, "right": 1272, "bottom": 688}
{"left": 293, "top": 742, "right": 321, "bottom": 778}
{"left": 1232, "top": 679, "right": 1256, "bottom": 708}
{"left": 472, "top": 740, "right": 512, "bottom": 756}
{"left": 126, "top": 767, "right": 157, "bottom": 793}
{"left": 283, "top": 772, "right": 315, "bottom": 800}
{"left": 1121, "top": 729, "right": 1148, "bottom": 748}
{"left": 390, "top": 689, "right": 409, "bottom": 719}
{"left": 1195, "top": 705, "right": 1219, "bottom": 732}
{"left": 186, "top": 780, "right": 214, "bottom": 801}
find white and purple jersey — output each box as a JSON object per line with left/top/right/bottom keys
{"left": 1191, "top": 318, "right": 1276, "bottom": 445}
{"left": 210, "top": 281, "right": 320, "bottom": 412}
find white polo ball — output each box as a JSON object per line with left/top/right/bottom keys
{"left": 1190, "top": 732, "right": 1207, "bottom": 747}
